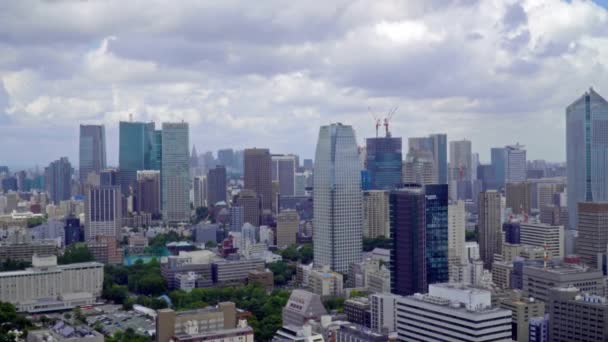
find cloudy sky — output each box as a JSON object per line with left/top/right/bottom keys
{"left": 1, "top": 0, "right": 608, "bottom": 169}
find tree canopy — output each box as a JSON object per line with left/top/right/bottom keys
{"left": 58, "top": 244, "right": 94, "bottom": 265}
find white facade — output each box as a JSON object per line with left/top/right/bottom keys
{"left": 309, "top": 267, "right": 344, "bottom": 297}
{"left": 313, "top": 123, "right": 362, "bottom": 273}
{"left": 448, "top": 201, "right": 466, "bottom": 262}
{"left": 193, "top": 176, "right": 207, "bottom": 208}
{"left": 505, "top": 144, "right": 527, "bottom": 183}
{"left": 370, "top": 293, "right": 397, "bottom": 335}
{"left": 520, "top": 222, "right": 565, "bottom": 258}
{"left": 162, "top": 122, "right": 190, "bottom": 223}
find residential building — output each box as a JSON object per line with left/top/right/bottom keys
{"left": 309, "top": 267, "right": 343, "bottom": 297}
{"left": 313, "top": 123, "right": 362, "bottom": 273}
{"left": 370, "top": 293, "right": 397, "bottom": 335}
{"left": 402, "top": 149, "right": 436, "bottom": 186}
{"left": 79, "top": 125, "right": 106, "bottom": 186}
{"left": 396, "top": 283, "right": 511, "bottom": 341}
{"left": 577, "top": 202, "right": 608, "bottom": 269}
{"left": 244, "top": 148, "right": 273, "bottom": 211}
{"left": 363, "top": 190, "right": 389, "bottom": 238}
{"left": 566, "top": 88, "right": 608, "bottom": 254}
{"left": 478, "top": 191, "right": 502, "bottom": 269}
{"left": 547, "top": 287, "right": 608, "bottom": 342}
{"left": 277, "top": 209, "right": 299, "bottom": 248}
{"left": 162, "top": 122, "right": 190, "bottom": 223}
{"left": 344, "top": 297, "right": 371, "bottom": 327}
{"left": 365, "top": 135, "right": 403, "bottom": 190}
{"left": 448, "top": 200, "right": 466, "bottom": 281}
{"left": 390, "top": 186, "right": 426, "bottom": 296}
{"left": 45, "top": 157, "right": 73, "bottom": 204}
{"left": 282, "top": 290, "right": 327, "bottom": 327}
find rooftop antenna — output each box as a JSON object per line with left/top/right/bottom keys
{"left": 368, "top": 107, "right": 381, "bottom": 137}
{"left": 384, "top": 106, "right": 398, "bottom": 137}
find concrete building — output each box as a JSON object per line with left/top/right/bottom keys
{"left": 370, "top": 293, "right": 397, "bottom": 335}
{"left": 156, "top": 302, "right": 238, "bottom": 342}
{"left": 272, "top": 154, "right": 297, "bottom": 197}
{"left": 528, "top": 315, "right": 549, "bottom": 342}
{"left": 547, "top": 287, "right": 608, "bottom": 342}
{"left": 212, "top": 258, "right": 264, "bottom": 286}
{"left": 506, "top": 182, "right": 531, "bottom": 215}
{"left": 448, "top": 201, "right": 466, "bottom": 278}
{"left": 235, "top": 189, "right": 261, "bottom": 227}
{"left": 519, "top": 222, "right": 565, "bottom": 259}
{"left": 577, "top": 202, "right": 608, "bottom": 269}
{"left": 313, "top": 123, "right": 362, "bottom": 273}
{"left": 522, "top": 262, "right": 605, "bottom": 302}
{"left": 118, "top": 121, "right": 157, "bottom": 195}
{"left": 478, "top": 191, "right": 503, "bottom": 269}
{"left": 396, "top": 283, "right": 511, "bottom": 341}
{"left": 244, "top": 148, "right": 273, "bottom": 211}
{"left": 248, "top": 270, "right": 273, "bottom": 290}
{"left": 402, "top": 149, "right": 436, "bottom": 186}
{"left": 309, "top": 267, "right": 343, "bottom": 297}
{"left": 160, "top": 252, "right": 215, "bottom": 290}
{"left": 79, "top": 125, "right": 107, "bottom": 187}
{"left": 425, "top": 184, "right": 449, "bottom": 285}
{"left": 0, "top": 239, "right": 58, "bottom": 262}
{"left": 335, "top": 323, "right": 386, "bottom": 342}
{"left": 0, "top": 255, "right": 102, "bottom": 313}
{"left": 363, "top": 190, "right": 389, "bottom": 238}
{"left": 277, "top": 209, "right": 299, "bottom": 248}
{"left": 162, "top": 122, "right": 190, "bottom": 223}
{"left": 273, "top": 325, "right": 324, "bottom": 342}
{"left": 449, "top": 139, "right": 472, "bottom": 182}
{"left": 282, "top": 290, "right": 327, "bottom": 327}
{"left": 407, "top": 134, "right": 447, "bottom": 184}
{"left": 498, "top": 290, "right": 545, "bottom": 342}
{"left": 505, "top": 144, "right": 527, "bottom": 184}
{"left": 207, "top": 165, "right": 227, "bottom": 207}
{"left": 87, "top": 235, "right": 123, "bottom": 265}
{"left": 193, "top": 175, "right": 207, "bottom": 208}
{"left": 566, "top": 88, "right": 608, "bottom": 254}
{"left": 45, "top": 157, "right": 73, "bottom": 205}
{"left": 84, "top": 169, "right": 122, "bottom": 241}
{"left": 135, "top": 170, "right": 161, "bottom": 216}
{"left": 344, "top": 297, "right": 370, "bottom": 327}
{"left": 366, "top": 135, "right": 403, "bottom": 190}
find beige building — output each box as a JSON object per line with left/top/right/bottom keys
{"left": 498, "top": 290, "right": 545, "bottom": 342}
{"left": 276, "top": 209, "right": 299, "bottom": 248}
{"left": 156, "top": 302, "right": 241, "bottom": 342}
{"left": 478, "top": 191, "right": 503, "bottom": 269}
{"left": 309, "top": 266, "right": 343, "bottom": 297}
{"left": 363, "top": 190, "right": 389, "bottom": 238}
{"left": 506, "top": 182, "right": 531, "bottom": 215}
{"left": 520, "top": 222, "right": 564, "bottom": 259}
{"left": 448, "top": 200, "right": 466, "bottom": 281}
{"left": 577, "top": 202, "right": 608, "bottom": 269}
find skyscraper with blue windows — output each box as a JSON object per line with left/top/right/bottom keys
{"left": 366, "top": 136, "right": 402, "bottom": 190}
{"left": 424, "top": 184, "right": 448, "bottom": 285}
{"left": 119, "top": 121, "right": 156, "bottom": 194}
{"left": 491, "top": 147, "right": 506, "bottom": 189}
{"left": 566, "top": 88, "right": 608, "bottom": 254}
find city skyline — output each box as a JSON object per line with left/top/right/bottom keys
{"left": 3, "top": 1, "right": 608, "bottom": 166}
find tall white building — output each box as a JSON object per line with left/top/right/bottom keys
{"left": 370, "top": 293, "right": 398, "bottom": 335}
{"left": 313, "top": 123, "right": 362, "bottom": 273}
{"left": 505, "top": 144, "right": 527, "bottom": 183}
{"left": 193, "top": 175, "right": 207, "bottom": 208}
{"left": 162, "top": 122, "right": 190, "bottom": 223}
{"left": 448, "top": 200, "right": 466, "bottom": 281}
{"left": 396, "top": 283, "right": 512, "bottom": 341}
{"left": 363, "top": 190, "right": 389, "bottom": 238}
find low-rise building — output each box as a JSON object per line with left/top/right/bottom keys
{"left": 273, "top": 325, "right": 324, "bottom": 342}
{"left": 248, "top": 270, "right": 274, "bottom": 290}
{"left": 344, "top": 297, "right": 370, "bottom": 328}
{"left": 335, "top": 323, "right": 386, "bottom": 342}
{"left": 156, "top": 302, "right": 238, "bottom": 342}
{"left": 547, "top": 287, "right": 608, "bottom": 342}
{"left": 522, "top": 261, "right": 605, "bottom": 302}
{"left": 370, "top": 293, "right": 397, "bottom": 335}
{"left": 498, "top": 290, "right": 545, "bottom": 342}
{"left": 309, "top": 267, "right": 343, "bottom": 297}
{"left": 212, "top": 258, "right": 265, "bottom": 286}
{"left": 27, "top": 321, "right": 104, "bottom": 342}
{"left": 282, "top": 290, "right": 327, "bottom": 327}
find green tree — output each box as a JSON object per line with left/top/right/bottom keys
{"left": 299, "top": 243, "right": 313, "bottom": 264}
{"left": 267, "top": 261, "right": 295, "bottom": 286}
{"left": 0, "top": 259, "right": 31, "bottom": 272}
{"left": 362, "top": 236, "right": 391, "bottom": 252}
{"left": 0, "top": 302, "right": 31, "bottom": 340}
{"left": 466, "top": 230, "right": 478, "bottom": 242}
{"left": 58, "top": 244, "right": 94, "bottom": 265}
{"left": 102, "top": 285, "right": 129, "bottom": 304}
{"left": 26, "top": 216, "right": 47, "bottom": 228}
{"left": 205, "top": 241, "right": 218, "bottom": 249}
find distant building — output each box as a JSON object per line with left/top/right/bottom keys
{"left": 235, "top": 189, "right": 261, "bottom": 227}
{"left": 366, "top": 136, "right": 403, "bottom": 190}
{"left": 272, "top": 154, "right": 297, "bottom": 197}
{"left": 212, "top": 258, "right": 265, "bottom": 286}
{"left": 478, "top": 191, "right": 502, "bottom": 269}
{"left": 87, "top": 235, "right": 123, "bottom": 265}
{"left": 577, "top": 202, "right": 608, "bottom": 269}
{"left": 45, "top": 157, "right": 73, "bottom": 204}
{"left": 156, "top": 303, "right": 242, "bottom": 342}
{"left": 424, "top": 184, "right": 448, "bottom": 285}
{"left": 162, "top": 122, "right": 190, "bottom": 223}
{"left": 207, "top": 166, "right": 227, "bottom": 206}
{"left": 84, "top": 169, "right": 122, "bottom": 241}
{"left": 448, "top": 200, "right": 466, "bottom": 281}
{"left": 193, "top": 175, "right": 207, "bottom": 208}
{"left": 505, "top": 144, "right": 527, "bottom": 183}
{"left": 276, "top": 209, "right": 299, "bottom": 248}
{"left": 64, "top": 216, "right": 84, "bottom": 246}
{"left": 344, "top": 297, "right": 371, "bottom": 327}
{"left": 244, "top": 148, "right": 273, "bottom": 211}
{"left": 27, "top": 321, "right": 104, "bottom": 342}
{"left": 118, "top": 121, "right": 157, "bottom": 195}
{"left": 523, "top": 262, "right": 605, "bottom": 302}
{"left": 520, "top": 222, "right": 564, "bottom": 259}
{"left": 79, "top": 124, "right": 107, "bottom": 187}
{"left": 506, "top": 182, "right": 531, "bottom": 215}
{"left": 135, "top": 170, "right": 161, "bottom": 217}
{"left": 309, "top": 267, "right": 343, "bottom": 297}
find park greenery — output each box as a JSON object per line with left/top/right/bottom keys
{"left": 268, "top": 261, "right": 296, "bottom": 286}
{"left": 0, "top": 259, "right": 31, "bottom": 272}
{"left": 103, "top": 259, "right": 167, "bottom": 301}
{"left": 362, "top": 236, "right": 391, "bottom": 252}
{"left": 26, "top": 216, "right": 47, "bottom": 228}
{"left": 0, "top": 302, "right": 32, "bottom": 341}
{"left": 58, "top": 244, "right": 95, "bottom": 265}
{"left": 280, "top": 243, "right": 313, "bottom": 264}
{"left": 106, "top": 328, "right": 152, "bottom": 342}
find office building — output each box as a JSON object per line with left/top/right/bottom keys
{"left": 396, "top": 283, "right": 511, "bottom": 341}
{"left": 64, "top": 216, "right": 84, "bottom": 246}
{"left": 363, "top": 190, "right": 389, "bottom": 238}
{"left": 0, "top": 255, "right": 103, "bottom": 313}
{"left": 390, "top": 186, "right": 426, "bottom": 296}
{"left": 370, "top": 293, "right": 397, "bottom": 335}
{"left": 272, "top": 154, "right": 297, "bottom": 197}
{"left": 567, "top": 88, "right": 608, "bottom": 254}
{"left": 79, "top": 125, "right": 106, "bottom": 186}
{"left": 135, "top": 170, "right": 161, "bottom": 216}
{"left": 277, "top": 209, "right": 299, "bottom": 248}
{"left": 547, "top": 287, "right": 608, "bottom": 342}
{"left": 528, "top": 315, "right": 549, "bottom": 342}
{"left": 84, "top": 169, "right": 122, "bottom": 241}
{"left": 160, "top": 253, "right": 215, "bottom": 290}
{"left": 217, "top": 149, "right": 234, "bottom": 169}
{"left": 235, "top": 189, "right": 261, "bottom": 227}
{"left": 244, "top": 148, "right": 272, "bottom": 211}
{"left": 156, "top": 303, "right": 240, "bottom": 342}
{"left": 402, "top": 149, "right": 436, "bottom": 186}
{"left": 282, "top": 290, "right": 327, "bottom": 327}
{"left": 118, "top": 121, "right": 156, "bottom": 194}
{"left": 162, "top": 122, "right": 190, "bottom": 223}
{"left": 309, "top": 266, "right": 344, "bottom": 297}
{"left": 313, "top": 123, "right": 362, "bottom": 273}
{"left": 193, "top": 175, "right": 207, "bottom": 208}
{"left": 87, "top": 235, "right": 123, "bottom": 264}
{"left": 498, "top": 290, "right": 545, "bottom": 342}
{"left": 425, "top": 184, "right": 448, "bottom": 284}
{"left": 522, "top": 262, "right": 605, "bottom": 302}
{"left": 478, "top": 191, "right": 502, "bottom": 269}
{"left": 344, "top": 297, "right": 371, "bottom": 327}
{"left": 212, "top": 258, "right": 264, "bottom": 286}
{"left": 505, "top": 144, "right": 527, "bottom": 183}
{"left": 45, "top": 157, "right": 73, "bottom": 204}
{"left": 366, "top": 135, "right": 402, "bottom": 190}
{"left": 576, "top": 202, "right": 608, "bottom": 269}
{"left": 229, "top": 206, "right": 244, "bottom": 232}
{"left": 520, "top": 222, "right": 564, "bottom": 259}
{"left": 491, "top": 147, "right": 506, "bottom": 189}
{"left": 207, "top": 166, "right": 227, "bottom": 206}
{"left": 449, "top": 139, "right": 472, "bottom": 181}
{"left": 408, "top": 134, "right": 447, "bottom": 184}
{"left": 0, "top": 239, "right": 58, "bottom": 262}
{"left": 478, "top": 163, "right": 498, "bottom": 191}
{"left": 506, "top": 182, "right": 531, "bottom": 215}
{"left": 448, "top": 200, "right": 466, "bottom": 280}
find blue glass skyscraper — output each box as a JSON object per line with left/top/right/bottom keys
{"left": 491, "top": 147, "right": 506, "bottom": 189}
{"left": 119, "top": 121, "right": 156, "bottom": 194}
{"left": 424, "top": 184, "right": 448, "bottom": 285}
{"left": 366, "top": 136, "right": 402, "bottom": 190}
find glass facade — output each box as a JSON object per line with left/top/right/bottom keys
{"left": 118, "top": 121, "right": 156, "bottom": 194}
{"left": 424, "top": 184, "right": 448, "bottom": 285}
{"left": 366, "top": 137, "right": 402, "bottom": 190}
{"left": 491, "top": 147, "right": 506, "bottom": 189}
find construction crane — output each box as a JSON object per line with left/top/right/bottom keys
{"left": 383, "top": 106, "right": 398, "bottom": 137}
{"left": 368, "top": 107, "right": 381, "bottom": 137}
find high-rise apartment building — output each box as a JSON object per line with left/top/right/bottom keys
{"left": 403, "top": 149, "right": 435, "bottom": 186}
{"left": 566, "top": 88, "right": 608, "bottom": 254}
{"left": 478, "top": 191, "right": 503, "bottom": 269}
{"left": 425, "top": 184, "right": 448, "bottom": 285}
{"left": 118, "top": 121, "right": 156, "bottom": 194}
{"left": 365, "top": 136, "right": 402, "bottom": 190}
{"left": 577, "top": 202, "right": 608, "bottom": 268}
{"left": 244, "top": 148, "right": 272, "bottom": 211}
{"left": 85, "top": 169, "right": 122, "bottom": 241}
{"left": 271, "top": 154, "right": 296, "bottom": 197}
{"left": 390, "top": 186, "right": 426, "bottom": 296}
{"left": 45, "top": 157, "right": 73, "bottom": 204}
{"left": 363, "top": 190, "right": 389, "bottom": 238}
{"left": 79, "top": 125, "right": 106, "bottom": 186}
{"left": 313, "top": 123, "right": 362, "bottom": 273}
{"left": 161, "top": 122, "right": 190, "bottom": 223}
{"left": 505, "top": 144, "right": 527, "bottom": 183}
{"left": 135, "top": 170, "right": 161, "bottom": 216}
{"left": 207, "top": 165, "right": 227, "bottom": 207}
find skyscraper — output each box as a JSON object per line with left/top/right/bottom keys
{"left": 313, "top": 123, "right": 362, "bottom": 273}
{"left": 235, "top": 189, "right": 261, "bottom": 227}
{"left": 272, "top": 154, "right": 297, "bottom": 197}
{"left": 491, "top": 147, "right": 506, "bottom": 189}
{"left": 85, "top": 169, "right": 122, "bottom": 241}
{"left": 390, "top": 186, "right": 426, "bottom": 296}
{"left": 119, "top": 121, "right": 156, "bottom": 194}
{"left": 79, "top": 125, "right": 106, "bottom": 186}
{"left": 193, "top": 175, "right": 207, "bottom": 209}
{"left": 366, "top": 136, "right": 402, "bottom": 190}
{"left": 135, "top": 170, "right": 161, "bottom": 217}
{"left": 424, "top": 184, "right": 448, "bottom": 285}
{"left": 505, "top": 144, "right": 527, "bottom": 183}
{"left": 478, "top": 191, "right": 503, "bottom": 269}
{"left": 448, "top": 200, "right": 466, "bottom": 281}
{"left": 576, "top": 202, "right": 608, "bottom": 269}
{"left": 207, "top": 166, "right": 227, "bottom": 206}
{"left": 161, "top": 122, "right": 190, "bottom": 223}
{"left": 217, "top": 149, "right": 234, "bottom": 169}
{"left": 449, "top": 139, "right": 472, "bottom": 181}
{"left": 45, "top": 157, "right": 73, "bottom": 204}
{"left": 363, "top": 190, "right": 389, "bottom": 238}
{"left": 407, "top": 134, "right": 447, "bottom": 184}
{"left": 244, "top": 148, "right": 273, "bottom": 211}
{"left": 566, "top": 88, "right": 608, "bottom": 254}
